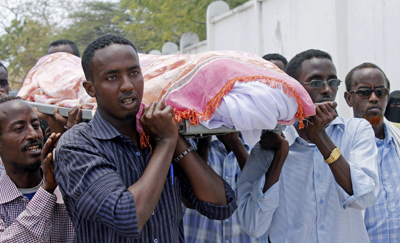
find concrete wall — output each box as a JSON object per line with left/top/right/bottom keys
{"left": 180, "top": 0, "right": 400, "bottom": 118}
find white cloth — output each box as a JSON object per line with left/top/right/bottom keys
{"left": 200, "top": 81, "right": 299, "bottom": 147}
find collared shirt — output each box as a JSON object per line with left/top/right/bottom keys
{"left": 183, "top": 137, "right": 259, "bottom": 243}
{"left": 238, "top": 117, "right": 379, "bottom": 243}
{"left": 55, "top": 111, "right": 237, "bottom": 243}
{"left": 0, "top": 172, "right": 75, "bottom": 242}
{"left": 365, "top": 123, "right": 400, "bottom": 243}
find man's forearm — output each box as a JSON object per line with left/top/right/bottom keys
{"left": 127, "top": 137, "right": 177, "bottom": 232}
{"left": 175, "top": 136, "right": 228, "bottom": 206}
{"left": 312, "top": 131, "right": 353, "bottom": 195}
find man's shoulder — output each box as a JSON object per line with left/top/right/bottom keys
{"left": 334, "top": 117, "right": 372, "bottom": 133}
{"left": 58, "top": 121, "right": 93, "bottom": 146}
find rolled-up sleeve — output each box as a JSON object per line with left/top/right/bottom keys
{"left": 55, "top": 143, "right": 140, "bottom": 238}
{"left": 335, "top": 120, "right": 379, "bottom": 210}
{"left": 237, "top": 142, "right": 279, "bottom": 238}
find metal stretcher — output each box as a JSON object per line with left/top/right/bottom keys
{"left": 27, "top": 101, "right": 236, "bottom": 137}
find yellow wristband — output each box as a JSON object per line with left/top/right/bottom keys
{"left": 325, "top": 147, "right": 341, "bottom": 164}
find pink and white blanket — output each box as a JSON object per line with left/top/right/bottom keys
{"left": 18, "top": 51, "right": 315, "bottom": 145}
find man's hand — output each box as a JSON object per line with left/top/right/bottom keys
{"left": 41, "top": 132, "right": 61, "bottom": 194}
{"left": 217, "top": 132, "right": 249, "bottom": 170}
{"left": 306, "top": 102, "right": 337, "bottom": 136}
{"left": 217, "top": 132, "right": 241, "bottom": 151}
{"left": 139, "top": 101, "right": 178, "bottom": 143}
{"left": 53, "top": 106, "right": 82, "bottom": 130}
{"left": 260, "top": 130, "right": 288, "bottom": 152}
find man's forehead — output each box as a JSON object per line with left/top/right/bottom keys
{"left": 301, "top": 58, "right": 336, "bottom": 73}
{"left": 0, "top": 100, "right": 36, "bottom": 119}
{"left": 93, "top": 44, "right": 137, "bottom": 61}
{"left": 92, "top": 44, "right": 139, "bottom": 75}
{"left": 352, "top": 68, "right": 386, "bottom": 87}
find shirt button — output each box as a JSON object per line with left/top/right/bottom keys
{"left": 316, "top": 173, "right": 320, "bottom": 178}
{"left": 321, "top": 224, "right": 325, "bottom": 229}
{"left": 224, "top": 176, "right": 229, "bottom": 180}
{"left": 320, "top": 199, "right": 323, "bottom": 204}
{"left": 225, "top": 240, "right": 229, "bottom": 243}
{"left": 154, "top": 239, "right": 158, "bottom": 243}
{"left": 135, "top": 152, "right": 141, "bottom": 156}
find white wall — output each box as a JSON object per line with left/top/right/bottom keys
{"left": 182, "top": 0, "right": 400, "bottom": 118}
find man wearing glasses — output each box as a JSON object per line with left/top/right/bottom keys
{"left": 238, "top": 49, "right": 379, "bottom": 242}
{"left": 345, "top": 63, "right": 400, "bottom": 243}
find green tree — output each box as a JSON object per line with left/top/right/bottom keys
{"left": 0, "top": 19, "right": 52, "bottom": 86}
{"left": 119, "top": 0, "right": 249, "bottom": 52}
{"left": 56, "top": 1, "right": 134, "bottom": 54}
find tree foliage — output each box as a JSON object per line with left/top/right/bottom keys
{"left": 120, "top": 0, "right": 249, "bottom": 52}
{"left": 0, "top": 19, "right": 52, "bottom": 85}
{"left": 57, "top": 1, "right": 135, "bottom": 54}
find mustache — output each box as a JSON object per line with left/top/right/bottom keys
{"left": 118, "top": 92, "right": 137, "bottom": 101}
{"left": 21, "top": 140, "right": 42, "bottom": 152}
{"left": 367, "top": 104, "right": 383, "bottom": 110}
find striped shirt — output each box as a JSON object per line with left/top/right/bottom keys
{"left": 183, "top": 137, "right": 259, "bottom": 243}
{"left": 55, "top": 111, "right": 237, "bottom": 243}
{"left": 364, "top": 123, "right": 400, "bottom": 243}
{"left": 0, "top": 173, "right": 75, "bottom": 242}
{"left": 238, "top": 117, "right": 379, "bottom": 243}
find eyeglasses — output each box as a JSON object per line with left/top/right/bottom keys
{"left": 299, "top": 79, "right": 341, "bottom": 88}
{"left": 349, "top": 88, "right": 389, "bottom": 98}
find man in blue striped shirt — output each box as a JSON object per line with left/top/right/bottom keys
{"left": 345, "top": 63, "right": 400, "bottom": 243}
{"left": 54, "top": 34, "right": 237, "bottom": 243}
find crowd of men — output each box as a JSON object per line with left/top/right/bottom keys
{"left": 0, "top": 34, "right": 399, "bottom": 243}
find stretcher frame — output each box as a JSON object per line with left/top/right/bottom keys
{"left": 26, "top": 101, "right": 236, "bottom": 137}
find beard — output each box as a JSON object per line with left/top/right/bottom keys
{"left": 8, "top": 159, "right": 41, "bottom": 174}
{"left": 363, "top": 115, "right": 383, "bottom": 127}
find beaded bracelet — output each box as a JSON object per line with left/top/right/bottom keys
{"left": 173, "top": 146, "right": 194, "bottom": 163}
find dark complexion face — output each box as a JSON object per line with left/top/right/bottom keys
{"left": 345, "top": 68, "right": 388, "bottom": 121}
{"left": 269, "top": 59, "right": 285, "bottom": 71}
{"left": 83, "top": 44, "right": 144, "bottom": 127}
{"left": 0, "top": 66, "right": 9, "bottom": 95}
{"left": 0, "top": 100, "right": 43, "bottom": 174}
{"left": 298, "top": 58, "right": 338, "bottom": 103}
{"left": 48, "top": 44, "right": 75, "bottom": 56}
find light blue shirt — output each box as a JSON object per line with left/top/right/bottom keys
{"left": 364, "top": 123, "right": 400, "bottom": 243}
{"left": 238, "top": 117, "right": 379, "bottom": 243}
{"left": 183, "top": 137, "right": 258, "bottom": 243}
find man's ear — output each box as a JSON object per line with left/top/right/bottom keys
{"left": 344, "top": 91, "right": 352, "bottom": 107}
{"left": 83, "top": 80, "right": 96, "bottom": 97}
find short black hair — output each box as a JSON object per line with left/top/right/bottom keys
{"left": 49, "top": 39, "right": 80, "bottom": 57}
{"left": 0, "top": 95, "right": 20, "bottom": 105}
{"left": 285, "top": 49, "right": 332, "bottom": 81}
{"left": 262, "top": 53, "right": 288, "bottom": 67}
{"left": 345, "top": 62, "right": 390, "bottom": 91}
{"left": 0, "top": 62, "right": 8, "bottom": 74}
{"left": 81, "top": 34, "right": 137, "bottom": 82}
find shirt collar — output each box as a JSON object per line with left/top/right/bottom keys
{"left": 91, "top": 111, "right": 122, "bottom": 140}
{"left": 382, "top": 122, "right": 396, "bottom": 146}
{"left": 284, "top": 117, "right": 345, "bottom": 146}
{"left": 0, "top": 172, "right": 23, "bottom": 204}
{"left": 0, "top": 173, "right": 64, "bottom": 204}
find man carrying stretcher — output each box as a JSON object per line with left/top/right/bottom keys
{"left": 54, "top": 34, "right": 237, "bottom": 243}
